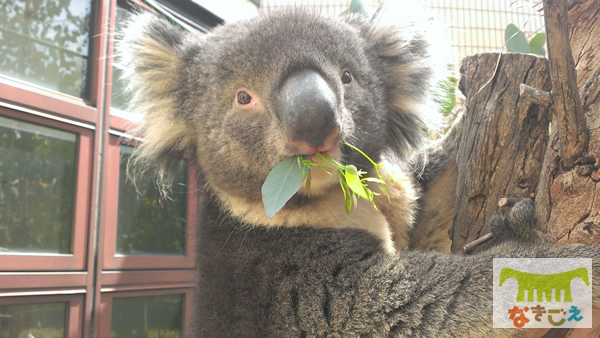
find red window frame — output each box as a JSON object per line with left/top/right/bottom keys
{"left": 0, "top": 0, "right": 106, "bottom": 126}
{"left": 0, "top": 272, "right": 87, "bottom": 296}
{"left": 0, "top": 106, "right": 93, "bottom": 271}
{"left": 0, "top": 0, "right": 209, "bottom": 336}
{"left": 97, "top": 287, "right": 195, "bottom": 337}
{"left": 0, "top": 294, "right": 84, "bottom": 337}
{"left": 101, "top": 135, "right": 199, "bottom": 270}
{"left": 0, "top": 78, "right": 96, "bottom": 124}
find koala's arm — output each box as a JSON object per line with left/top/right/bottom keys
{"left": 196, "top": 199, "right": 600, "bottom": 337}
{"left": 372, "top": 119, "right": 463, "bottom": 252}
{"left": 406, "top": 119, "right": 462, "bottom": 252}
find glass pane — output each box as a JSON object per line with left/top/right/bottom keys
{"left": 0, "top": 302, "right": 67, "bottom": 338}
{"left": 116, "top": 146, "right": 187, "bottom": 255}
{"left": 0, "top": 116, "right": 77, "bottom": 254}
{"left": 0, "top": 0, "right": 93, "bottom": 98}
{"left": 111, "top": 294, "right": 184, "bottom": 338}
{"left": 110, "top": 4, "right": 133, "bottom": 114}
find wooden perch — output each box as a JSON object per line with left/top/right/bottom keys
{"left": 525, "top": 0, "right": 589, "bottom": 168}
{"left": 463, "top": 233, "right": 493, "bottom": 253}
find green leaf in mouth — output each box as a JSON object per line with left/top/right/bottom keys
{"left": 261, "top": 156, "right": 306, "bottom": 219}
{"left": 261, "top": 143, "right": 398, "bottom": 218}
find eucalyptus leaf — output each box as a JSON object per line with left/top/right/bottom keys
{"left": 305, "top": 169, "right": 312, "bottom": 197}
{"left": 316, "top": 152, "right": 344, "bottom": 170}
{"left": 261, "top": 144, "right": 395, "bottom": 218}
{"left": 349, "top": 0, "right": 366, "bottom": 14}
{"left": 341, "top": 179, "right": 352, "bottom": 215}
{"left": 505, "top": 23, "right": 529, "bottom": 54}
{"left": 367, "top": 190, "right": 379, "bottom": 210}
{"left": 344, "top": 165, "right": 368, "bottom": 199}
{"left": 362, "top": 177, "right": 385, "bottom": 184}
{"left": 529, "top": 32, "right": 546, "bottom": 56}
{"left": 261, "top": 156, "right": 305, "bottom": 219}
{"left": 381, "top": 183, "right": 391, "bottom": 203}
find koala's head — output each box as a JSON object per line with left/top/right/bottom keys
{"left": 118, "top": 8, "right": 441, "bottom": 204}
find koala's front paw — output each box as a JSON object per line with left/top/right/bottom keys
{"left": 489, "top": 198, "right": 539, "bottom": 244}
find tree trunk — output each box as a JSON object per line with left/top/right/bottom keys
{"left": 450, "top": 53, "right": 551, "bottom": 253}
{"left": 536, "top": 0, "right": 600, "bottom": 246}
{"left": 450, "top": 0, "right": 600, "bottom": 336}
{"left": 452, "top": 0, "right": 600, "bottom": 247}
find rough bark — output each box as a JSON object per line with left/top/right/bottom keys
{"left": 535, "top": 0, "right": 600, "bottom": 246}
{"left": 450, "top": 53, "right": 552, "bottom": 253}
{"left": 450, "top": 0, "right": 600, "bottom": 250}
{"left": 543, "top": 0, "right": 588, "bottom": 168}
{"left": 450, "top": 1, "right": 600, "bottom": 335}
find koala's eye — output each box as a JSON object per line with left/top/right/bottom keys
{"left": 237, "top": 91, "right": 253, "bottom": 105}
{"left": 341, "top": 71, "right": 352, "bottom": 84}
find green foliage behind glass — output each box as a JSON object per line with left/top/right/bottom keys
{"left": 0, "top": 0, "right": 92, "bottom": 98}
{"left": 0, "top": 116, "right": 76, "bottom": 254}
{"left": 116, "top": 146, "right": 187, "bottom": 255}
{"left": 0, "top": 302, "right": 67, "bottom": 338}
{"left": 111, "top": 294, "right": 183, "bottom": 338}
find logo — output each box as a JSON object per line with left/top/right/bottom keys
{"left": 493, "top": 258, "right": 592, "bottom": 328}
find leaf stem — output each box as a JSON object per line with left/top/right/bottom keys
{"left": 343, "top": 142, "right": 377, "bottom": 167}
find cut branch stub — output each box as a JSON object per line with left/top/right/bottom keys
{"left": 520, "top": 84, "right": 552, "bottom": 108}
{"left": 542, "top": 0, "right": 589, "bottom": 168}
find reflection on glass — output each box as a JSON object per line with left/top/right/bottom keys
{"left": 110, "top": 4, "right": 132, "bottom": 113}
{"left": 0, "top": 116, "right": 76, "bottom": 254}
{"left": 0, "top": 0, "right": 93, "bottom": 98}
{"left": 111, "top": 294, "right": 184, "bottom": 338}
{"left": 117, "top": 146, "right": 187, "bottom": 255}
{"left": 0, "top": 302, "right": 67, "bottom": 338}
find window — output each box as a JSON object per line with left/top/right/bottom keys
{"left": 0, "top": 0, "right": 94, "bottom": 98}
{"left": 111, "top": 293, "right": 184, "bottom": 336}
{"left": 0, "top": 302, "right": 68, "bottom": 337}
{"left": 0, "top": 116, "right": 76, "bottom": 254}
{"left": 116, "top": 145, "right": 188, "bottom": 256}
{"left": 0, "top": 109, "right": 92, "bottom": 271}
{"left": 0, "top": 0, "right": 218, "bottom": 336}
{"left": 110, "top": 3, "right": 134, "bottom": 115}
{"left": 103, "top": 136, "right": 198, "bottom": 270}
{"left": 0, "top": 295, "right": 83, "bottom": 337}
{"left": 98, "top": 288, "right": 194, "bottom": 337}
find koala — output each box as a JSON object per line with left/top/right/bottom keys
{"left": 118, "top": 8, "right": 599, "bottom": 337}
{"left": 119, "top": 7, "right": 432, "bottom": 253}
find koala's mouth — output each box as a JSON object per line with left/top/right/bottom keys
{"left": 309, "top": 146, "right": 340, "bottom": 163}
{"left": 285, "top": 127, "right": 343, "bottom": 188}
{"left": 307, "top": 147, "right": 342, "bottom": 188}
{"left": 288, "top": 127, "right": 341, "bottom": 158}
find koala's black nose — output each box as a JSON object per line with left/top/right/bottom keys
{"left": 276, "top": 70, "right": 339, "bottom": 149}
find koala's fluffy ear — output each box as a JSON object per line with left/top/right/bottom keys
{"left": 352, "top": 5, "right": 447, "bottom": 157}
{"left": 117, "top": 12, "right": 192, "bottom": 190}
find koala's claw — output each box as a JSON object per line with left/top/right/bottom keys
{"left": 464, "top": 199, "right": 538, "bottom": 254}
{"left": 489, "top": 199, "right": 538, "bottom": 244}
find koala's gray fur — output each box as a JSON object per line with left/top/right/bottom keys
{"left": 118, "top": 7, "right": 599, "bottom": 337}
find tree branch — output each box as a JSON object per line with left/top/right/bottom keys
{"left": 542, "top": 0, "right": 588, "bottom": 168}
{"left": 520, "top": 84, "right": 552, "bottom": 108}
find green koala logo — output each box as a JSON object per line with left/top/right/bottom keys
{"left": 499, "top": 267, "right": 589, "bottom": 302}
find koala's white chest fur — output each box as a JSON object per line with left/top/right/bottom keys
{"left": 217, "top": 164, "right": 417, "bottom": 254}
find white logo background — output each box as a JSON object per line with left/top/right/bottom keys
{"left": 493, "top": 258, "right": 592, "bottom": 328}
